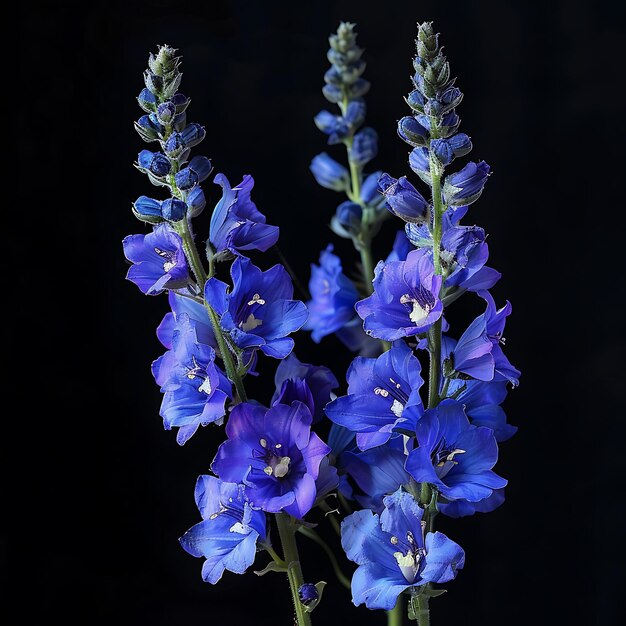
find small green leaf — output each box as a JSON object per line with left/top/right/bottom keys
{"left": 253, "top": 561, "right": 287, "bottom": 576}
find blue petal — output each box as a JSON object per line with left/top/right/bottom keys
{"left": 351, "top": 563, "right": 410, "bottom": 610}
{"left": 421, "top": 531, "right": 465, "bottom": 584}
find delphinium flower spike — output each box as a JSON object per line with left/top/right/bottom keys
{"left": 326, "top": 22, "right": 520, "bottom": 624}
{"left": 123, "top": 45, "right": 340, "bottom": 626}
{"left": 306, "top": 23, "right": 387, "bottom": 354}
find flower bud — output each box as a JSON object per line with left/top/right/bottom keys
{"left": 156, "top": 101, "right": 176, "bottom": 124}
{"left": 310, "top": 153, "right": 350, "bottom": 192}
{"left": 347, "top": 77, "right": 370, "bottom": 99}
{"left": 322, "top": 84, "right": 342, "bottom": 103}
{"left": 186, "top": 186, "right": 206, "bottom": 218}
{"left": 431, "top": 133, "right": 472, "bottom": 165}
{"left": 138, "top": 150, "right": 171, "bottom": 176}
{"left": 163, "top": 132, "right": 185, "bottom": 157}
{"left": 188, "top": 155, "right": 212, "bottom": 183}
{"left": 379, "top": 173, "right": 429, "bottom": 223}
{"left": 409, "top": 147, "right": 432, "bottom": 184}
{"left": 135, "top": 115, "right": 163, "bottom": 142}
{"left": 443, "top": 160, "right": 491, "bottom": 206}
{"left": 174, "top": 167, "right": 198, "bottom": 190}
{"left": 397, "top": 116, "right": 429, "bottom": 147}
{"left": 143, "top": 70, "right": 162, "bottom": 94}
{"left": 406, "top": 89, "right": 425, "bottom": 113}
{"left": 345, "top": 100, "right": 366, "bottom": 127}
{"left": 161, "top": 198, "right": 187, "bottom": 221}
{"left": 137, "top": 88, "right": 157, "bottom": 112}
{"left": 331, "top": 201, "right": 362, "bottom": 238}
{"left": 298, "top": 583, "right": 319, "bottom": 606}
{"left": 171, "top": 92, "right": 190, "bottom": 113}
{"left": 133, "top": 195, "right": 162, "bottom": 218}
{"left": 180, "top": 123, "right": 206, "bottom": 148}
{"left": 350, "top": 127, "right": 378, "bottom": 166}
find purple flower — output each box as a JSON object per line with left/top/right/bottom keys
{"left": 405, "top": 399, "right": 507, "bottom": 502}
{"left": 179, "top": 476, "right": 267, "bottom": 583}
{"left": 341, "top": 489, "right": 465, "bottom": 610}
{"left": 385, "top": 231, "right": 413, "bottom": 263}
{"left": 271, "top": 353, "right": 339, "bottom": 423}
{"left": 152, "top": 313, "right": 231, "bottom": 444}
{"left": 122, "top": 225, "right": 189, "bottom": 295}
{"left": 156, "top": 291, "right": 215, "bottom": 351}
{"left": 325, "top": 341, "right": 424, "bottom": 450}
{"left": 304, "top": 245, "right": 360, "bottom": 343}
{"left": 443, "top": 160, "right": 490, "bottom": 206}
{"left": 448, "top": 291, "right": 520, "bottom": 385}
{"left": 378, "top": 174, "right": 429, "bottom": 224}
{"left": 209, "top": 174, "right": 279, "bottom": 258}
{"left": 212, "top": 402, "right": 331, "bottom": 518}
{"left": 204, "top": 257, "right": 308, "bottom": 360}
{"left": 341, "top": 437, "right": 410, "bottom": 512}
{"left": 356, "top": 249, "right": 443, "bottom": 341}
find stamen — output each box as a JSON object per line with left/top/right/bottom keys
{"left": 260, "top": 438, "right": 267, "bottom": 448}
{"left": 263, "top": 466, "right": 273, "bottom": 476}
{"left": 374, "top": 387, "right": 389, "bottom": 397}
{"left": 390, "top": 536, "right": 399, "bottom": 545}
{"left": 247, "top": 293, "right": 266, "bottom": 306}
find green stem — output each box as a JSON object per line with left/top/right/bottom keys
{"left": 298, "top": 526, "right": 351, "bottom": 590}
{"left": 387, "top": 596, "right": 404, "bottom": 626}
{"left": 358, "top": 236, "right": 375, "bottom": 294}
{"left": 275, "top": 513, "right": 312, "bottom": 626}
{"left": 427, "top": 319, "right": 442, "bottom": 409}
{"left": 264, "top": 545, "right": 286, "bottom": 568}
{"left": 414, "top": 593, "right": 430, "bottom": 626}
{"left": 174, "top": 218, "right": 248, "bottom": 403}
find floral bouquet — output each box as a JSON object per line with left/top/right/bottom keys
{"left": 123, "top": 20, "right": 519, "bottom": 625}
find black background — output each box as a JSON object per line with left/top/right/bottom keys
{"left": 11, "top": 0, "right": 625, "bottom": 624}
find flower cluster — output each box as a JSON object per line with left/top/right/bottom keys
{"left": 124, "top": 23, "right": 520, "bottom": 625}
{"left": 322, "top": 21, "right": 520, "bottom": 613}
{"left": 123, "top": 46, "right": 337, "bottom": 591}
{"left": 306, "top": 23, "right": 385, "bottom": 355}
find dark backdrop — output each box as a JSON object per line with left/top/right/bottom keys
{"left": 11, "top": 1, "right": 624, "bottom": 624}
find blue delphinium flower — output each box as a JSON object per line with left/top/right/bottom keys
{"left": 356, "top": 248, "right": 443, "bottom": 341}
{"left": 156, "top": 291, "right": 215, "bottom": 351}
{"left": 405, "top": 399, "right": 507, "bottom": 502}
{"left": 303, "top": 245, "right": 360, "bottom": 343}
{"left": 152, "top": 314, "right": 231, "bottom": 444}
{"left": 123, "top": 225, "right": 189, "bottom": 295}
{"left": 325, "top": 340, "right": 424, "bottom": 450}
{"left": 271, "top": 353, "right": 339, "bottom": 423}
{"left": 404, "top": 207, "right": 501, "bottom": 294}
{"left": 442, "top": 337, "right": 517, "bottom": 441}
{"left": 209, "top": 174, "right": 279, "bottom": 259}
{"left": 341, "top": 489, "right": 465, "bottom": 610}
{"left": 447, "top": 291, "right": 520, "bottom": 385}
{"left": 179, "top": 476, "right": 267, "bottom": 583}
{"left": 205, "top": 257, "right": 308, "bottom": 360}
{"left": 212, "top": 402, "right": 331, "bottom": 519}
{"left": 341, "top": 438, "right": 410, "bottom": 512}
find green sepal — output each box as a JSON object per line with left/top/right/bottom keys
{"left": 254, "top": 561, "right": 287, "bottom": 576}
{"left": 132, "top": 207, "right": 164, "bottom": 225}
